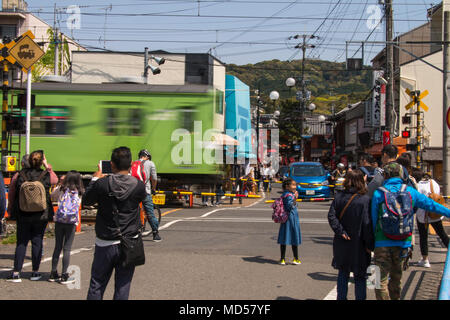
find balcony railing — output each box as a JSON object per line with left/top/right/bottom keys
{"left": 1, "top": 0, "right": 28, "bottom": 12}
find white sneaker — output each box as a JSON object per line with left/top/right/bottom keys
{"left": 417, "top": 259, "right": 431, "bottom": 268}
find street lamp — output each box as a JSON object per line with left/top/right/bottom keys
{"left": 256, "top": 89, "right": 279, "bottom": 166}
{"left": 308, "top": 103, "right": 316, "bottom": 111}
{"left": 285, "top": 77, "right": 296, "bottom": 87}
{"left": 286, "top": 76, "right": 312, "bottom": 162}
{"left": 269, "top": 91, "right": 280, "bottom": 101}
{"left": 318, "top": 115, "right": 326, "bottom": 122}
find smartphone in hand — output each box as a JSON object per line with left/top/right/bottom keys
{"left": 99, "top": 160, "right": 112, "bottom": 174}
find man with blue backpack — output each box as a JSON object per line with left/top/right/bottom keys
{"left": 371, "top": 162, "right": 450, "bottom": 300}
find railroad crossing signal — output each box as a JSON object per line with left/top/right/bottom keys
{"left": 405, "top": 88, "right": 429, "bottom": 112}
{"left": 0, "top": 30, "right": 44, "bottom": 72}
{"left": 7, "top": 31, "right": 44, "bottom": 71}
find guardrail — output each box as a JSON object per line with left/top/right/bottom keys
{"left": 439, "top": 249, "right": 450, "bottom": 300}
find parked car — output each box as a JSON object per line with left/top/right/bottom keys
{"left": 289, "top": 162, "right": 331, "bottom": 198}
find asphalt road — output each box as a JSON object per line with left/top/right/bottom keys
{"left": 0, "top": 184, "right": 448, "bottom": 300}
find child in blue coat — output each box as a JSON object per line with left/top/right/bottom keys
{"left": 278, "top": 178, "right": 302, "bottom": 265}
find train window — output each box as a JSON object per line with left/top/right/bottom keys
{"left": 215, "top": 90, "right": 224, "bottom": 114}
{"left": 30, "top": 106, "right": 71, "bottom": 136}
{"left": 178, "top": 106, "right": 197, "bottom": 133}
{"left": 105, "top": 108, "right": 119, "bottom": 135}
{"left": 129, "top": 109, "right": 142, "bottom": 135}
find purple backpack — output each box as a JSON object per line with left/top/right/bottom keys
{"left": 272, "top": 193, "right": 293, "bottom": 223}
{"left": 54, "top": 189, "right": 80, "bottom": 224}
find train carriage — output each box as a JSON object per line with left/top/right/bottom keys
{"left": 10, "top": 82, "right": 224, "bottom": 188}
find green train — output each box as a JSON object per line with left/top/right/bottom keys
{"left": 9, "top": 82, "right": 224, "bottom": 187}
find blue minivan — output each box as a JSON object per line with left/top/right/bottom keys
{"left": 288, "top": 162, "right": 331, "bottom": 198}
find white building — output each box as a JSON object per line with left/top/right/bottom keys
{"left": 0, "top": 0, "right": 86, "bottom": 78}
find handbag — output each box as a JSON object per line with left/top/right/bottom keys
{"left": 108, "top": 179, "right": 145, "bottom": 268}
{"left": 426, "top": 180, "right": 444, "bottom": 221}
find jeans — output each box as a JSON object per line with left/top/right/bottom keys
{"left": 51, "top": 222, "right": 76, "bottom": 274}
{"left": 13, "top": 220, "right": 47, "bottom": 272}
{"left": 142, "top": 194, "right": 159, "bottom": 233}
{"left": 337, "top": 270, "right": 367, "bottom": 300}
{"left": 87, "top": 244, "right": 135, "bottom": 300}
{"left": 417, "top": 219, "right": 450, "bottom": 257}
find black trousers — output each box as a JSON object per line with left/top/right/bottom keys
{"left": 51, "top": 222, "right": 76, "bottom": 274}
{"left": 13, "top": 220, "right": 47, "bottom": 272}
{"left": 87, "top": 244, "right": 135, "bottom": 300}
{"left": 417, "top": 219, "right": 450, "bottom": 257}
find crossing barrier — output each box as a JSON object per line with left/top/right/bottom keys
{"left": 265, "top": 198, "right": 333, "bottom": 203}
{"left": 154, "top": 190, "right": 261, "bottom": 199}
{"left": 228, "top": 178, "right": 342, "bottom": 188}
{"left": 439, "top": 249, "right": 450, "bottom": 300}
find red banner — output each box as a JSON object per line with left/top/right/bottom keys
{"left": 383, "top": 131, "right": 391, "bottom": 146}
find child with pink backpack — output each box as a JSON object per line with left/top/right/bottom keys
{"left": 272, "top": 178, "right": 302, "bottom": 265}
{"left": 49, "top": 171, "right": 84, "bottom": 284}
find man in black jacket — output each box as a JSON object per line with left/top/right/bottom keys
{"left": 85, "top": 147, "right": 146, "bottom": 300}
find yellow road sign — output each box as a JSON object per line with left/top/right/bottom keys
{"left": 7, "top": 35, "right": 44, "bottom": 71}
{"left": 405, "top": 101, "right": 415, "bottom": 110}
{"left": 405, "top": 88, "right": 412, "bottom": 97}
{"left": 404, "top": 88, "right": 429, "bottom": 112}
{"left": 419, "top": 101, "right": 429, "bottom": 112}
{"left": 419, "top": 90, "right": 429, "bottom": 99}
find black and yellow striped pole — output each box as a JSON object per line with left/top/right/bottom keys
{"left": 1, "top": 60, "right": 8, "bottom": 162}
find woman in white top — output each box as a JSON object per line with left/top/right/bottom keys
{"left": 412, "top": 169, "right": 449, "bottom": 268}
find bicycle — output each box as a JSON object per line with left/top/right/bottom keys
{"left": 141, "top": 193, "right": 164, "bottom": 233}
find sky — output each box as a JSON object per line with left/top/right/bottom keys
{"left": 25, "top": 0, "right": 439, "bottom": 65}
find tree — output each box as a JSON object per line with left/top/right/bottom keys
{"left": 32, "top": 28, "right": 71, "bottom": 82}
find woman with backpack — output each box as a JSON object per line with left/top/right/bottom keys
{"left": 7, "top": 150, "right": 55, "bottom": 283}
{"left": 49, "top": 171, "right": 84, "bottom": 284}
{"left": 411, "top": 169, "right": 449, "bottom": 268}
{"left": 327, "top": 170, "right": 374, "bottom": 300}
{"left": 277, "top": 178, "right": 302, "bottom": 265}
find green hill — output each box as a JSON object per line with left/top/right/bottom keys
{"left": 226, "top": 59, "right": 373, "bottom": 114}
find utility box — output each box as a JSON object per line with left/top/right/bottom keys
{"left": 2, "top": 156, "right": 17, "bottom": 172}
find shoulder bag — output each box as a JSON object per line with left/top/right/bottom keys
{"left": 108, "top": 178, "right": 145, "bottom": 268}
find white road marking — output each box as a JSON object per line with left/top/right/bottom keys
{"left": 323, "top": 286, "right": 338, "bottom": 300}
{"left": 1, "top": 193, "right": 270, "bottom": 272}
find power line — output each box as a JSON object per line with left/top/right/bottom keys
{"left": 27, "top": 11, "right": 428, "bottom": 22}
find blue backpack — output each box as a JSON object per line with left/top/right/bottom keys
{"left": 377, "top": 184, "right": 414, "bottom": 240}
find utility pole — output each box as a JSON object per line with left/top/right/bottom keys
{"left": 2, "top": 57, "right": 9, "bottom": 162}
{"left": 413, "top": 91, "right": 424, "bottom": 170}
{"left": 144, "top": 47, "right": 149, "bottom": 84}
{"left": 292, "top": 34, "right": 315, "bottom": 162}
{"left": 385, "top": 0, "right": 395, "bottom": 136}
{"left": 54, "top": 4, "right": 59, "bottom": 76}
{"left": 443, "top": 4, "right": 450, "bottom": 195}
{"left": 256, "top": 83, "right": 262, "bottom": 165}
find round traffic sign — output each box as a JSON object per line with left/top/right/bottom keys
{"left": 447, "top": 107, "right": 450, "bottom": 130}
